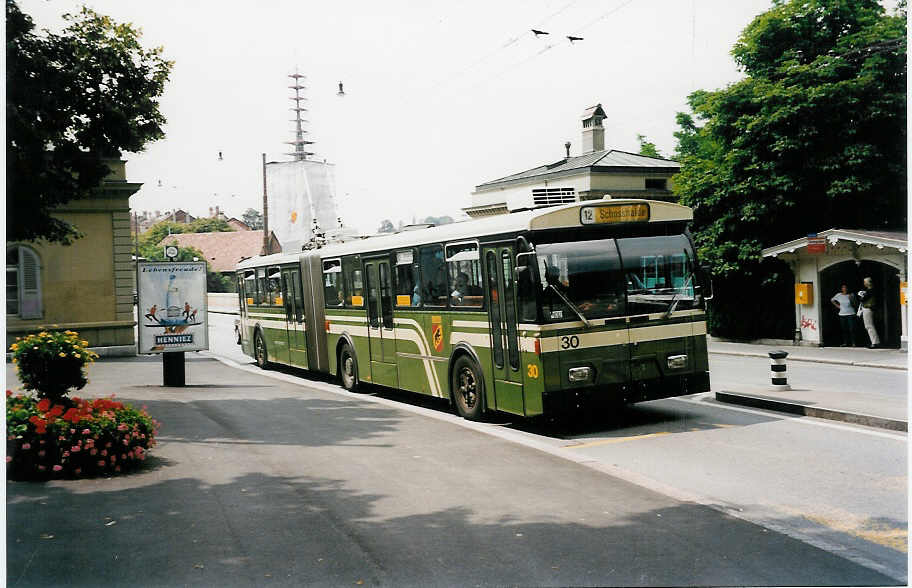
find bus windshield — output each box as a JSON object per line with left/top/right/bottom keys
{"left": 533, "top": 235, "right": 697, "bottom": 322}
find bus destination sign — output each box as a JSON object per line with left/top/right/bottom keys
{"left": 580, "top": 203, "right": 650, "bottom": 225}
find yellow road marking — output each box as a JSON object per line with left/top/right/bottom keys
{"left": 566, "top": 432, "right": 671, "bottom": 449}
{"left": 803, "top": 513, "right": 908, "bottom": 553}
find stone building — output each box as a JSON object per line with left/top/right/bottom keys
{"left": 7, "top": 159, "right": 140, "bottom": 354}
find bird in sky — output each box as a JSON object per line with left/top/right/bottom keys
{"left": 531, "top": 29, "right": 549, "bottom": 36}
{"left": 567, "top": 35, "right": 584, "bottom": 43}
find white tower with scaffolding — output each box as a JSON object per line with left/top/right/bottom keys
{"left": 265, "top": 69, "right": 350, "bottom": 251}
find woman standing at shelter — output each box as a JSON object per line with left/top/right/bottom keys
{"left": 830, "top": 284, "right": 857, "bottom": 347}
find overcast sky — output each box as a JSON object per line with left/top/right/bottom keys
{"left": 22, "top": 0, "right": 789, "bottom": 233}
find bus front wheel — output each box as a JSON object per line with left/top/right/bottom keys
{"left": 452, "top": 355, "right": 485, "bottom": 421}
{"left": 254, "top": 331, "right": 269, "bottom": 369}
{"left": 339, "top": 343, "right": 359, "bottom": 392}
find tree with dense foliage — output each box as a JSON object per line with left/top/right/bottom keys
{"left": 636, "top": 134, "right": 664, "bottom": 159}
{"left": 187, "top": 217, "right": 234, "bottom": 233}
{"left": 135, "top": 220, "right": 235, "bottom": 292}
{"left": 673, "top": 0, "right": 906, "bottom": 338}
{"left": 377, "top": 219, "right": 395, "bottom": 233}
{"left": 241, "top": 208, "right": 264, "bottom": 230}
{"left": 6, "top": 1, "right": 172, "bottom": 244}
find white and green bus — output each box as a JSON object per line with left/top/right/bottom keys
{"left": 235, "top": 199, "right": 711, "bottom": 420}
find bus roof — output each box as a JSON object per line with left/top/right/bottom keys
{"left": 237, "top": 199, "right": 692, "bottom": 270}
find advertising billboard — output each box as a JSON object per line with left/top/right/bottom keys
{"left": 137, "top": 262, "right": 208, "bottom": 354}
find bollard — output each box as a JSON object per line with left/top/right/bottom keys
{"left": 768, "top": 350, "right": 790, "bottom": 390}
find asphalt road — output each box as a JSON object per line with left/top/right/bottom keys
{"left": 5, "top": 314, "right": 905, "bottom": 586}
{"left": 205, "top": 312, "right": 908, "bottom": 581}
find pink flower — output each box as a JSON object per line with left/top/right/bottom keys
{"left": 21, "top": 443, "right": 31, "bottom": 450}
{"left": 62, "top": 451, "right": 70, "bottom": 458}
{"left": 82, "top": 429, "right": 91, "bottom": 435}
{"left": 71, "top": 446, "right": 81, "bottom": 453}
{"left": 38, "top": 465, "right": 46, "bottom": 471}
{"left": 52, "top": 465, "right": 63, "bottom": 472}
{"left": 110, "top": 455, "right": 116, "bottom": 463}
{"left": 97, "top": 460, "right": 105, "bottom": 467}
{"left": 101, "top": 450, "right": 107, "bottom": 456}
{"left": 6, "top": 456, "right": 11, "bottom": 463}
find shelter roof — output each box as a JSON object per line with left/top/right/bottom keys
{"left": 761, "top": 229, "right": 908, "bottom": 257}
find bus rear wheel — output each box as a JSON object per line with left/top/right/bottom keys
{"left": 254, "top": 331, "right": 269, "bottom": 369}
{"left": 452, "top": 355, "right": 485, "bottom": 421}
{"left": 339, "top": 343, "right": 359, "bottom": 392}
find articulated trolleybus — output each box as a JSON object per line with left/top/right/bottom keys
{"left": 236, "top": 199, "right": 711, "bottom": 420}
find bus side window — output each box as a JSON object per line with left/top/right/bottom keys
{"left": 323, "top": 259, "right": 344, "bottom": 307}
{"left": 267, "top": 266, "right": 282, "bottom": 306}
{"left": 243, "top": 270, "right": 256, "bottom": 305}
{"left": 395, "top": 250, "right": 420, "bottom": 307}
{"left": 445, "top": 242, "right": 483, "bottom": 308}
{"left": 419, "top": 245, "right": 447, "bottom": 307}
{"left": 349, "top": 269, "right": 364, "bottom": 307}
{"left": 255, "top": 268, "right": 266, "bottom": 305}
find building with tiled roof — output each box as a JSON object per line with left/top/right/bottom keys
{"left": 466, "top": 103, "right": 680, "bottom": 218}
{"left": 158, "top": 230, "right": 281, "bottom": 275}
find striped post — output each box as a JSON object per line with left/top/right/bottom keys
{"left": 769, "top": 350, "right": 790, "bottom": 390}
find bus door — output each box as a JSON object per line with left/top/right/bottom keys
{"left": 483, "top": 245, "right": 524, "bottom": 414}
{"left": 282, "top": 267, "right": 308, "bottom": 368}
{"left": 364, "top": 258, "right": 399, "bottom": 388}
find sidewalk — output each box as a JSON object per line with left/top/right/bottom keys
{"left": 708, "top": 340, "right": 908, "bottom": 431}
{"left": 708, "top": 339, "right": 908, "bottom": 371}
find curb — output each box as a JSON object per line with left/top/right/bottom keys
{"left": 208, "top": 309, "right": 240, "bottom": 316}
{"left": 715, "top": 391, "right": 907, "bottom": 432}
{"left": 709, "top": 350, "right": 907, "bottom": 371}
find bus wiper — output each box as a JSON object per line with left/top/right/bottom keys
{"left": 662, "top": 273, "right": 695, "bottom": 319}
{"left": 548, "top": 284, "right": 592, "bottom": 328}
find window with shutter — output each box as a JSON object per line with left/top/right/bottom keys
{"left": 6, "top": 246, "right": 42, "bottom": 319}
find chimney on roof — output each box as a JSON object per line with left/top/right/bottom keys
{"left": 581, "top": 103, "right": 606, "bottom": 154}
{"left": 564, "top": 141, "right": 571, "bottom": 159}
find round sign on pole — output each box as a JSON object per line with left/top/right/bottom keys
{"left": 164, "top": 245, "right": 178, "bottom": 259}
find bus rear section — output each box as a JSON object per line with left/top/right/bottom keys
{"left": 515, "top": 226, "right": 711, "bottom": 415}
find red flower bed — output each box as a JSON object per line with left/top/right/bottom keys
{"left": 7, "top": 390, "right": 160, "bottom": 479}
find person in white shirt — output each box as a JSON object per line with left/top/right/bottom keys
{"left": 830, "top": 284, "right": 857, "bottom": 347}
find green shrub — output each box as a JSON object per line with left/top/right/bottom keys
{"left": 9, "top": 330, "right": 98, "bottom": 402}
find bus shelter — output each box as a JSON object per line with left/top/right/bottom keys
{"left": 762, "top": 229, "right": 907, "bottom": 349}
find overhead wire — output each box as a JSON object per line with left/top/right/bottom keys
{"left": 424, "top": 0, "right": 582, "bottom": 94}
{"left": 466, "top": 0, "right": 638, "bottom": 91}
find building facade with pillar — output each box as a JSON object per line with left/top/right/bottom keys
{"left": 6, "top": 159, "right": 141, "bottom": 355}
{"left": 761, "top": 229, "right": 908, "bottom": 348}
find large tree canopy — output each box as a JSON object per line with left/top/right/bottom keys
{"left": 673, "top": 0, "right": 905, "bottom": 337}
{"left": 7, "top": 1, "right": 172, "bottom": 244}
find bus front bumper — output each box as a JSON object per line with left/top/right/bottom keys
{"left": 543, "top": 371, "right": 711, "bottom": 413}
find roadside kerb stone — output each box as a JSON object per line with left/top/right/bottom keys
{"left": 715, "top": 390, "right": 908, "bottom": 432}
{"left": 710, "top": 349, "right": 907, "bottom": 371}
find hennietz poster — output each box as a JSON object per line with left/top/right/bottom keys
{"left": 137, "top": 261, "right": 208, "bottom": 354}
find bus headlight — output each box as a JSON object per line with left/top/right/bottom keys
{"left": 667, "top": 354, "right": 687, "bottom": 369}
{"left": 568, "top": 367, "right": 591, "bottom": 382}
